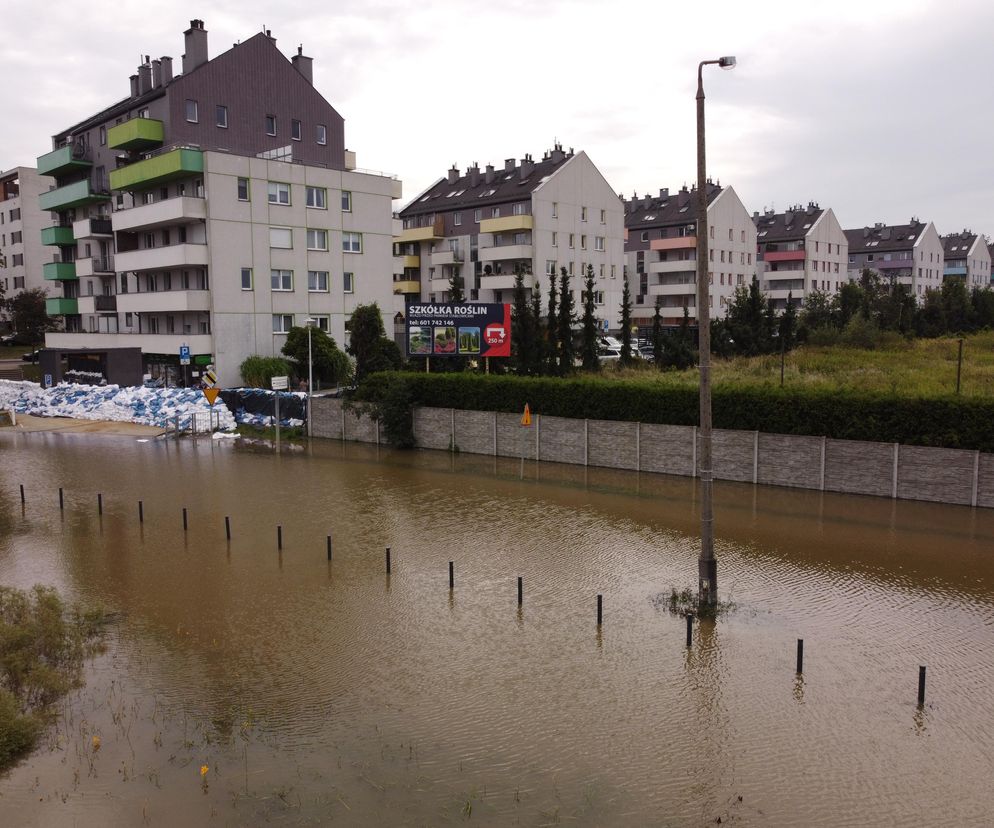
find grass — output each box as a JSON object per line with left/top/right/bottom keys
{"left": 234, "top": 423, "right": 307, "bottom": 442}
{"left": 606, "top": 331, "right": 994, "bottom": 399}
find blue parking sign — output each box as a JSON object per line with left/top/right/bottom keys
{"left": 179, "top": 345, "right": 191, "bottom": 365}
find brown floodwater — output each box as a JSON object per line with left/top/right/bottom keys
{"left": 1, "top": 430, "right": 993, "bottom": 826}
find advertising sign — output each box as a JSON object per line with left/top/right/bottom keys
{"left": 406, "top": 301, "right": 512, "bottom": 358}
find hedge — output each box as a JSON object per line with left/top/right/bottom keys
{"left": 353, "top": 372, "right": 994, "bottom": 453}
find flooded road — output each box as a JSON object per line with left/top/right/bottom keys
{"left": 1, "top": 430, "right": 993, "bottom": 826}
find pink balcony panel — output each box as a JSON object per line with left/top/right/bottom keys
{"left": 650, "top": 236, "right": 696, "bottom": 251}
{"left": 763, "top": 250, "right": 806, "bottom": 263}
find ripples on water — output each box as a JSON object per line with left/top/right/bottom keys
{"left": 0, "top": 432, "right": 992, "bottom": 826}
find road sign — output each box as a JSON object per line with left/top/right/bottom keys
{"left": 203, "top": 368, "right": 218, "bottom": 387}
{"left": 521, "top": 403, "right": 532, "bottom": 426}
{"left": 44, "top": 374, "right": 53, "bottom": 389}
{"left": 203, "top": 387, "right": 220, "bottom": 406}
{"left": 271, "top": 375, "right": 289, "bottom": 391}
{"left": 179, "top": 345, "right": 191, "bottom": 365}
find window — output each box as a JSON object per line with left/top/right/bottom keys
{"left": 185, "top": 99, "right": 199, "bottom": 123}
{"left": 216, "top": 105, "right": 228, "bottom": 128}
{"left": 291, "top": 119, "right": 302, "bottom": 141}
{"left": 491, "top": 207, "right": 500, "bottom": 219}
{"left": 312, "top": 315, "right": 330, "bottom": 332}
{"left": 728, "top": 229, "right": 733, "bottom": 241}
{"left": 600, "top": 209, "right": 606, "bottom": 224}
{"left": 308, "top": 270, "right": 329, "bottom": 292}
{"left": 342, "top": 232, "right": 362, "bottom": 253}
{"left": 581, "top": 206, "right": 588, "bottom": 222}
{"left": 513, "top": 203, "right": 526, "bottom": 215}
{"left": 12, "top": 254, "right": 23, "bottom": 266}
{"left": 474, "top": 209, "right": 481, "bottom": 223}
{"left": 99, "top": 126, "right": 106, "bottom": 146}
{"left": 268, "top": 181, "right": 291, "bottom": 205}
{"left": 611, "top": 265, "right": 616, "bottom": 279}
{"left": 9, "top": 208, "right": 20, "bottom": 221}
{"left": 341, "top": 191, "right": 352, "bottom": 212}
{"left": 594, "top": 290, "right": 605, "bottom": 305}
{"left": 306, "top": 229, "right": 328, "bottom": 250}
{"left": 552, "top": 202, "right": 558, "bottom": 218}
{"left": 265, "top": 115, "right": 277, "bottom": 136}
{"left": 272, "top": 314, "right": 293, "bottom": 333}
{"left": 594, "top": 236, "right": 604, "bottom": 251}
{"left": 271, "top": 270, "right": 293, "bottom": 291}
{"left": 343, "top": 271, "right": 354, "bottom": 293}
{"left": 237, "top": 178, "right": 250, "bottom": 201}
{"left": 569, "top": 234, "right": 575, "bottom": 249}
{"left": 552, "top": 232, "right": 558, "bottom": 247}
{"left": 581, "top": 235, "right": 587, "bottom": 250}
{"left": 454, "top": 212, "right": 462, "bottom": 226}
{"left": 11, "top": 231, "right": 22, "bottom": 244}
{"left": 269, "top": 227, "right": 293, "bottom": 249}
{"left": 305, "top": 186, "right": 327, "bottom": 208}
{"left": 640, "top": 231, "right": 648, "bottom": 242}
{"left": 316, "top": 124, "right": 327, "bottom": 145}
{"left": 546, "top": 260, "right": 557, "bottom": 275}
{"left": 710, "top": 226, "right": 714, "bottom": 239}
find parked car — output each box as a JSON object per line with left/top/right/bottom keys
{"left": 21, "top": 349, "right": 42, "bottom": 363}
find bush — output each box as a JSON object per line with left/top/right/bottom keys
{"left": 239, "top": 355, "right": 293, "bottom": 388}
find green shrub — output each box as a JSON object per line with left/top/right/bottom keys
{"left": 239, "top": 355, "right": 293, "bottom": 388}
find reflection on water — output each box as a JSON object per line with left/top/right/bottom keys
{"left": 1, "top": 430, "right": 993, "bottom": 826}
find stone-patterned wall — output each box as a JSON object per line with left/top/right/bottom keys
{"left": 711, "top": 429, "right": 756, "bottom": 483}
{"left": 824, "top": 439, "right": 894, "bottom": 498}
{"left": 639, "top": 424, "right": 695, "bottom": 477}
{"left": 757, "top": 433, "right": 823, "bottom": 490}
{"left": 897, "top": 446, "right": 977, "bottom": 506}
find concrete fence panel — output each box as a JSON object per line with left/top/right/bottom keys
{"left": 413, "top": 407, "right": 452, "bottom": 451}
{"left": 539, "top": 416, "right": 586, "bottom": 466}
{"left": 310, "top": 397, "right": 343, "bottom": 440}
{"left": 978, "top": 454, "right": 994, "bottom": 509}
{"left": 497, "top": 412, "right": 534, "bottom": 460}
{"left": 454, "top": 409, "right": 496, "bottom": 456}
{"left": 639, "top": 424, "right": 695, "bottom": 476}
{"left": 712, "top": 429, "right": 756, "bottom": 483}
{"left": 587, "top": 419, "right": 639, "bottom": 471}
{"left": 824, "top": 438, "right": 895, "bottom": 498}
{"left": 897, "top": 445, "right": 975, "bottom": 506}
{"left": 757, "top": 433, "right": 823, "bottom": 490}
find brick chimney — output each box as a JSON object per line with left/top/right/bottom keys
{"left": 183, "top": 19, "right": 209, "bottom": 74}
{"left": 129, "top": 74, "right": 139, "bottom": 98}
{"left": 484, "top": 164, "right": 495, "bottom": 185}
{"left": 291, "top": 45, "right": 313, "bottom": 84}
{"left": 160, "top": 56, "right": 173, "bottom": 84}
{"left": 519, "top": 154, "right": 534, "bottom": 179}
{"left": 447, "top": 165, "right": 459, "bottom": 184}
{"left": 467, "top": 164, "right": 479, "bottom": 188}
{"left": 137, "top": 57, "right": 152, "bottom": 95}
{"left": 151, "top": 59, "right": 162, "bottom": 88}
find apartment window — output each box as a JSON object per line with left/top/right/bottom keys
{"left": 552, "top": 232, "right": 558, "bottom": 247}
{"left": 491, "top": 207, "right": 500, "bottom": 219}
{"left": 740, "top": 252, "right": 745, "bottom": 264}
{"left": 611, "top": 265, "right": 616, "bottom": 279}
{"left": 11, "top": 231, "right": 22, "bottom": 244}
{"left": 341, "top": 191, "right": 352, "bottom": 212}
{"left": 10, "top": 208, "right": 20, "bottom": 221}
{"left": 272, "top": 314, "right": 293, "bottom": 333}
{"left": 513, "top": 203, "right": 526, "bottom": 216}
{"left": 12, "top": 254, "right": 23, "bottom": 266}
{"left": 342, "top": 231, "right": 362, "bottom": 253}
{"left": 306, "top": 229, "right": 328, "bottom": 250}
{"left": 269, "top": 227, "right": 293, "bottom": 249}
{"left": 640, "top": 231, "right": 648, "bottom": 242}
{"left": 214, "top": 105, "right": 228, "bottom": 128}
{"left": 594, "top": 291, "right": 604, "bottom": 305}
{"left": 305, "top": 186, "right": 327, "bottom": 208}
{"left": 581, "top": 235, "right": 587, "bottom": 250}
{"left": 267, "top": 181, "right": 291, "bottom": 205}
{"left": 594, "top": 236, "right": 604, "bottom": 251}
{"left": 728, "top": 229, "right": 733, "bottom": 241}
{"left": 454, "top": 212, "right": 462, "bottom": 226}
{"left": 291, "top": 119, "right": 302, "bottom": 141}
{"left": 720, "top": 251, "right": 725, "bottom": 263}
{"left": 271, "top": 270, "right": 293, "bottom": 291}
{"left": 600, "top": 209, "right": 606, "bottom": 224}
{"left": 184, "top": 99, "right": 199, "bottom": 123}
{"left": 316, "top": 124, "right": 327, "bottom": 145}
{"left": 137, "top": 107, "right": 149, "bottom": 119}
{"left": 99, "top": 126, "right": 106, "bottom": 146}
{"left": 310, "top": 315, "right": 330, "bottom": 333}
{"left": 265, "top": 115, "right": 277, "bottom": 136}
{"left": 569, "top": 234, "right": 575, "bottom": 249}
{"left": 343, "top": 271, "right": 354, "bottom": 293}
{"left": 581, "top": 206, "right": 588, "bottom": 222}
{"left": 552, "top": 202, "right": 558, "bottom": 218}
{"left": 710, "top": 226, "right": 714, "bottom": 239}
{"left": 546, "top": 260, "right": 557, "bottom": 275}
{"left": 308, "top": 270, "right": 329, "bottom": 292}
{"left": 237, "top": 178, "right": 250, "bottom": 201}
{"left": 474, "top": 209, "right": 482, "bottom": 223}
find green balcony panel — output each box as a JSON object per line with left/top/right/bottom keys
{"left": 39, "top": 180, "right": 111, "bottom": 212}
{"left": 110, "top": 148, "right": 204, "bottom": 191}
{"left": 36, "top": 145, "right": 92, "bottom": 178}
{"left": 43, "top": 262, "right": 78, "bottom": 280}
{"left": 107, "top": 118, "right": 165, "bottom": 151}
{"left": 46, "top": 297, "right": 79, "bottom": 316}
{"left": 40, "top": 226, "right": 75, "bottom": 246}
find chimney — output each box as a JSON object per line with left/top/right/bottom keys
{"left": 129, "top": 74, "right": 139, "bottom": 98}
{"left": 183, "top": 19, "right": 209, "bottom": 74}
{"left": 137, "top": 59, "right": 152, "bottom": 95}
{"left": 659, "top": 188, "right": 669, "bottom": 199}
{"left": 519, "top": 155, "right": 534, "bottom": 179}
{"left": 151, "top": 59, "right": 162, "bottom": 88}
{"left": 291, "top": 45, "right": 313, "bottom": 84}
{"left": 863, "top": 227, "right": 870, "bottom": 238}
{"left": 642, "top": 195, "right": 651, "bottom": 210}
{"left": 504, "top": 158, "right": 515, "bottom": 172}
{"left": 485, "top": 164, "right": 495, "bottom": 185}
{"left": 550, "top": 144, "right": 564, "bottom": 164}
{"left": 753, "top": 211, "right": 759, "bottom": 219}
{"left": 784, "top": 210, "right": 794, "bottom": 226}
{"left": 677, "top": 188, "right": 689, "bottom": 208}
{"left": 160, "top": 56, "right": 173, "bottom": 84}
{"left": 447, "top": 165, "right": 459, "bottom": 185}
{"left": 467, "top": 164, "right": 479, "bottom": 188}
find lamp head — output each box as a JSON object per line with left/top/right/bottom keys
{"left": 305, "top": 317, "right": 317, "bottom": 328}
{"left": 718, "top": 56, "right": 736, "bottom": 69}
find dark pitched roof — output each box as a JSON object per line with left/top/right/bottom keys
{"left": 844, "top": 220, "right": 928, "bottom": 254}
{"left": 398, "top": 147, "right": 575, "bottom": 217}
{"left": 622, "top": 183, "right": 721, "bottom": 229}
{"left": 57, "top": 88, "right": 167, "bottom": 139}
{"left": 942, "top": 231, "right": 977, "bottom": 258}
{"left": 753, "top": 203, "right": 823, "bottom": 241}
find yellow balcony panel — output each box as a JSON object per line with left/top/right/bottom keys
{"left": 107, "top": 118, "right": 164, "bottom": 151}
{"left": 394, "top": 218, "right": 444, "bottom": 244}
{"left": 398, "top": 254, "right": 420, "bottom": 268}
{"left": 392, "top": 280, "right": 421, "bottom": 294}
{"left": 479, "top": 214, "right": 533, "bottom": 234}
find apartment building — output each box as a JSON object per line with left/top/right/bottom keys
{"left": 753, "top": 203, "right": 848, "bottom": 311}
{"left": 844, "top": 219, "right": 944, "bottom": 298}
{"left": 36, "top": 20, "right": 400, "bottom": 387}
{"left": 941, "top": 231, "right": 990, "bottom": 288}
{"left": 0, "top": 167, "right": 50, "bottom": 331}
{"left": 394, "top": 146, "right": 626, "bottom": 329}
{"left": 623, "top": 182, "right": 756, "bottom": 326}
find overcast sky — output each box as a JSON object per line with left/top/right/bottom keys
{"left": 2, "top": 0, "right": 991, "bottom": 238}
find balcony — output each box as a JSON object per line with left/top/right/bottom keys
{"left": 116, "top": 290, "right": 211, "bottom": 313}
{"left": 45, "top": 332, "right": 213, "bottom": 354}
{"left": 394, "top": 218, "right": 444, "bottom": 244}
{"left": 112, "top": 196, "right": 206, "bottom": 232}
{"left": 109, "top": 148, "right": 204, "bottom": 191}
{"left": 36, "top": 145, "right": 91, "bottom": 178}
{"left": 944, "top": 265, "right": 968, "bottom": 276}
{"left": 647, "top": 281, "right": 696, "bottom": 297}
{"left": 431, "top": 249, "right": 464, "bottom": 266}
{"left": 75, "top": 256, "right": 116, "bottom": 277}
{"left": 107, "top": 118, "right": 164, "bottom": 151}
{"left": 479, "top": 214, "right": 533, "bottom": 234}
{"left": 72, "top": 217, "right": 113, "bottom": 239}
{"left": 392, "top": 280, "right": 421, "bottom": 295}
{"left": 39, "top": 179, "right": 111, "bottom": 212}
{"left": 875, "top": 259, "right": 914, "bottom": 270}
{"left": 114, "top": 243, "right": 209, "bottom": 273}
{"left": 46, "top": 297, "right": 79, "bottom": 315}
{"left": 763, "top": 250, "right": 805, "bottom": 263}
{"left": 396, "top": 254, "right": 420, "bottom": 269}
{"left": 479, "top": 273, "right": 519, "bottom": 291}
{"left": 40, "top": 225, "right": 75, "bottom": 246}
{"left": 650, "top": 236, "right": 696, "bottom": 252}
{"left": 76, "top": 295, "right": 118, "bottom": 314}
{"left": 647, "top": 258, "right": 696, "bottom": 275}
{"left": 479, "top": 243, "right": 533, "bottom": 263}
{"left": 43, "top": 261, "right": 77, "bottom": 280}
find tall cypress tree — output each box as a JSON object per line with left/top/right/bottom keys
{"left": 557, "top": 267, "right": 575, "bottom": 374}
{"left": 448, "top": 266, "right": 465, "bottom": 303}
{"left": 619, "top": 278, "right": 635, "bottom": 367}
{"left": 652, "top": 297, "right": 663, "bottom": 366}
{"left": 546, "top": 270, "right": 559, "bottom": 375}
{"left": 581, "top": 265, "right": 600, "bottom": 371}
{"left": 511, "top": 266, "right": 531, "bottom": 373}
{"left": 530, "top": 278, "right": 545, "bottom": 375}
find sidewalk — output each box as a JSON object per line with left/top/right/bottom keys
{"left": 3, "top": 413, "right": 168, "bottom": 437}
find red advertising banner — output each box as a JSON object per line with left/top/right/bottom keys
{"left": 406, "top": 301, "right": 512, "bottom": 358}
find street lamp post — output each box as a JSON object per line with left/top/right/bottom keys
{"left": 305, "top": 317, "right": 316, "bottom": 438}
{"left": 696, "top": 55, "right": 735, "bottom": 608}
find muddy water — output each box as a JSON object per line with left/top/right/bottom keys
{"left": 1, "top": 430, "right": 993, "bottom": 826}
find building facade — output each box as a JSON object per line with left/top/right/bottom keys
{"left": 394, "top": 147, "right": 626, "bottom": 330}
{"left": 0, "top": 167, "right": 50, "bottom": 332}
{"left": 36, "top": 20, "right": 399, "bottom": 386}
{"left": 624, "top": 183, "right": 756, "bottom": 326}
{"left": 844, "top": 219, "right": 944, "bottom": 298}
{"left": 941, "top": 231, "right": 990, "bottom": 288}
{"left": 753, "top": 203, "right": 848, "bottom": 311}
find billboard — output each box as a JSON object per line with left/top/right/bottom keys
{"left": 406, "top": 301, "right": 511, "bottom": 358}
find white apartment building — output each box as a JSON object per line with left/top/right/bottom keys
{"left": 0, "top": 167, "right": 50, "bottom": 330}
{"left": 624, "top": 183, "right": 757, "bottom": 326}
{"left": 845, "top": 219, "right": 945, "bottom": 298}
{"left": 942, "top": 231, "right": 991, "bottom": 288}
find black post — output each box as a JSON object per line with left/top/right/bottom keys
{"left": 327, "top": 536, "right": 332, "bottom": 561}
{"left": 277, "top": 525, "right": 283, "bottom": 550}
{"left": 956, "top": 338, "right": 963, "bottom": 395}
{"left": 918, "top": 665, "right": 926, "bottom": 706}
{"left": 597, "top": 594, "right": 603, "bottom": 626}
{"left": 780, "top": 337, "right": 785, "bottom": 388}
{"left": 517, "top": 576, "right": 523, "bottom": 606}
{"left": 225, "top": 516, "right": 231, "bottom": 540}
{"left": 97, "top": 493, "right": 103, "bottom": 515}
{"left": 796, "top": 639, "right": 804, "bottom": 674}
{"left": 182, "top": 507, "right": 188, "bottom": 531}
{"left": 448, "top": 561, "right": 454, "bottom": 590}
{"left": 138, "top": 500, "right": 144, "bottom": 523}
{"left": 19, "top": 484, "right": 24, "bottom": 504}
{"left": 59, "top": 487, "right": 64, "bottom": 510}
{"left": 686, "top": 613, "right": 693, "bottom": 647}
{"left": 386, "top": 546, "right": 391, "bottom": 574}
